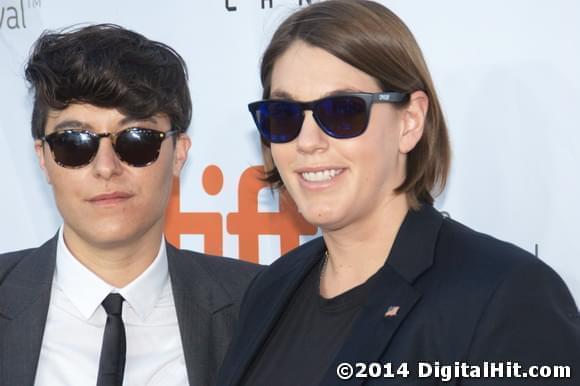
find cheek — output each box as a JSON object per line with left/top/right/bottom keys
{"left": 353, "top": 126, "right": 402, "bottom": 185}
{"left": 270, "top": 144, "right": 292, "bottom": 176}
{"left": 47, "top": 168, "right": 79, "bottom": 195}
{"left": 365, "top": 114, "right": 402, "bottom": 158}
{"left": 49, "top": 175, "right": 86, "bottom": 217}
{"left": 141, "top": 162, "right": 175, "bottom": 204}
{"left": 148, "top": 144, "right": 176, "bottom": 180}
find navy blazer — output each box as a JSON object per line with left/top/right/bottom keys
{"left": 217, "top": 204, "right": 580, "bottom": 385}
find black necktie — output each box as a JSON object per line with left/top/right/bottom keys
{"left": 97, "top": 293, "right": 126, "bottom": 386}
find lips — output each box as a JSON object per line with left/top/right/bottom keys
{"left": 295, "top": 167, "right": 346, "bottom": 187}
{"left": 87, "top": 192, "right": 134, "bottom": 205}
{"left": 300, "top": 168, "right": 344, "bottom": 182}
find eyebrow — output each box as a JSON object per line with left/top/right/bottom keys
{"left": 119, "top": 116, "right": 159, "bottom": 126}
{"left": 269, "top": 88, "right": 364, "bottom": 100}
{"left": 52, "top": 120, "right": 90, "bottom": 132}
{"left": 51, "top": 116, "right": 160, "bottom": 133}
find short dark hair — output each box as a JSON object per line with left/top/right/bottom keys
{"left": 25, "top": 23, "right": 192, "bottom": 138}
{"left": 259, "top": 0, "right": 451, "bottom": 208}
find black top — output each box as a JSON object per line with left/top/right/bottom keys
{"left": 242, "top": 257, "right": 376, "bottom": 386}
{"left": 217, "top": 204, "right": 580, "bottom": 386}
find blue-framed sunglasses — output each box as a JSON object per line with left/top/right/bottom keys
{"left": 248, "top": 92, "right": 409, "bottom": 143}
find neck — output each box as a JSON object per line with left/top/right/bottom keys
{"left": 62, "top": 224, "right": 163, "bottom": 288}
{"left": 320, "top": 193, "right": 409, "bottom": 298}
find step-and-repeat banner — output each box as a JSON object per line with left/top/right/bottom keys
{"left": 1, "top": 0, "right": 578, "bottom": 302}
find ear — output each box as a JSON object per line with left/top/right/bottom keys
{"left": 399, "top": 90, "right": 429, "bottom": 154}
{"left": 34, "top": 139, "right": 52, "bottom": 184}
{"left": 172, "top": 133, "right": 191, "bottom": 176}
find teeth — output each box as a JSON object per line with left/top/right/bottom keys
{"left": 301, "top": 169, "right": 342, "bottom": 182}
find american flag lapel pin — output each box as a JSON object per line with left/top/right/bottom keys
{"left": 384, "top": 306, "right": 400, "bottom": 318}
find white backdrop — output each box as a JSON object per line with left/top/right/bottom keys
{"left": 0, "top": 0, "right": 578, "bottom": 303}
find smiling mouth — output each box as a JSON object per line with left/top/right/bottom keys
{"left": 300, "top": 168, "right": 344, "bottom": 182}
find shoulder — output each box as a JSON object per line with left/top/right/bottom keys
{"left": 463, "top": 241, "right": 580, "bottom": 366}
{"left": 439, "top": 216, "right": 577, "bottom": 312}
{"left": 433, "top": 215, "right": 577, "bottom": 308}
{"left": 166, "top": 243, "right": 263, "bottom": 292}
{"left": 251, "top": 236, "right": 325, "bottom": 288}
{"left": 432, "top": 217, "right": 580, "bottom": 358}
{"left": 0, "top": 248, "right": 33, "bottom": 280}
{"left": 434, "top": 216, "right": 555, "bottom": 288}
{"left": 0, "top": 248, "right": 35, "bottom": 264}
{"left": 439, "top": 216, "right": 531, "bottom": 262}
{"left": 236, "top": 237, "right": 325, "bottom": 313}
{"left": 272, "top": 236, "right": 325, "bottom": 268}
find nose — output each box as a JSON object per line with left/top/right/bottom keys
{"left": 91, "top": 137, "right": 123, "bottom": 179}
{"left": 295, "top": 111, "right": 329, "bottom": 154}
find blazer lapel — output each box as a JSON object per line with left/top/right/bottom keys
{"left": 320, "top": 204, "right": 444, "bottom": 386}
{"left": 167, "top": 244, "right": 237, "bottom": 386}
{"left": 222, "top": 237, "right": 326, "bottom": 386}
{"left": 320, "top": 266, "right": 421, "bottom": 386}
{"left": 0, "top": 236, "right": 56, "bottom": 386}
{"left": 221, "top": 205, "right": 443, "bottom": 386}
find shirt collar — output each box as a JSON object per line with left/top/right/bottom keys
{"left": 55, "top": 227, "right": 169, "bottom": 322}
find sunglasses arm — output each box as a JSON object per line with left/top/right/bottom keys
{"left": 374, "top": 92, "right": 409, "bottom": 103}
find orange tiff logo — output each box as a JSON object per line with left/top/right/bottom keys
{"left": 165, "top": 165, "right": 317, "bottom": 263}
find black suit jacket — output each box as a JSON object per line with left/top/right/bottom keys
{"left": 217, "top": 204, "right": 580, "bottom": 385}
{"left": 0, "top": 235, "right": 261, "bottom": 386}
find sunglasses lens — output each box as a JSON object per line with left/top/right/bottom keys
{"left": 316, "top": 96, "right": 368, "bottom": 138}
{"left": 115, "top": 129, "right": 163, "bottom": 167}
{"left": 251, "top": 101, "right": 303, "bottom": 143}
{"left": 48, "top": 131, "right": 98, "bottom": 167}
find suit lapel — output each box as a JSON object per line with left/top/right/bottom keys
{"left": 222, "top": 238, "right": 326, "bottom": 386}
{"left": 222, "top": 205, "right": 443, "bottom": 386}
{"left": 320, "top": 266, "right": 421, "bottom": 386}
{"left": 0, "top": 236, "right": 56, "bottom": 386}
{"left": 319, "top": 204, "right": 444, "bottom": 386}
{"left": 167, "top": 244, "right": 236, "bottom": 386}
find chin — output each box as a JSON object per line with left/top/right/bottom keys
{"left": 300, "top": 208, "right": 343, "bottom": 230}
{"left": 78, "top": 221, "right": 141, "bottom": 246}
{"left": 88, "top": 230, "right": 137, "bottom": 247}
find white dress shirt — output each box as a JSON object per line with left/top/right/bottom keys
{"left": 34, "top": 229, "right": 189, "bottom": 386}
